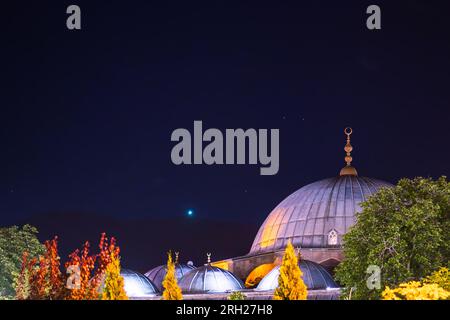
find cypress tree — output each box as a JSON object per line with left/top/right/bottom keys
{"left": 101, "top": 253, "right": 128, "bottom": 300}
{"left": 162, "top": 251, "right": 183, "bottom": 300}
{"left": 273, "top": 241, "right": 308, "bottom": 300}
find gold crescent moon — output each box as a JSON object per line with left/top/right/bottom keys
{"left": 344, "top": 127, "right": 353, "bottom": 136}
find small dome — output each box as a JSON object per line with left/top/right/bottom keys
{"left": 121, "top": 269, "right": 159, "bottom": 297}
{"left": 145, "top": 262, "right": 196, "bottom": 291}
{"left": 179, "top": 265, "right": 244, "bottom": 294}
{"left": 256, "top": 260, "right": 339, "bottom": 291}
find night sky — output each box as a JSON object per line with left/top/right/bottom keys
{"left": 1, "top": 1, "right": 449, "bottom": 270}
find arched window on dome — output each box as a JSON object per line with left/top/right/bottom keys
{"left": 328, "top": 230, "right": 338, "bottom": 246}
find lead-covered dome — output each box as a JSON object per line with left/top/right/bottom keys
{"left": 256, "top": 260, "right": 339, "bottom": 291}
{"left": 121, "top": 269, "right": 159, "bottom": 298}
{"left": 250, "top": 175, "right": 392, "bottom": 254}
{"left": 179, "top": 265, "right": 244, "bottom": 294}
{"left": 145, "top": 262, "right": 195, "bottom": 291}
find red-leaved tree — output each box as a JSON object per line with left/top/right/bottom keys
{"left": 65, "top": 241, "right": 97, "bottom": 300}
{"left": 64, "top": 233, "right": 121, "bottom": 300}
{"left": 16, "top": 233, "right": 122, "bottom": 300}
{"left": 28, "top": 237, "right": 65, "bottom": 300}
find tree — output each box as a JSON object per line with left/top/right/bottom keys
{"left": 382, "top": 267, "right": 450, "bottom": 300}
{"left": 65, "top": 241, "right": 97, "bottom": 300}
{"left": 273, "top": 241, "right": 307, "bottom": 300}
{"left": 27, "top": 237, "right": 65, "bottom": 300}
{"left": 382, "top": 282, "right": 449, "bottom": 300}
{"left": 423, "top": 267, "right": 450, "bottom": 291}
{"left": 101, "top": 253, "right": 128, "bottom": 300}
{"left": 335, "top": 176, "right": 450, "bottom": 300}
{"left": 97, "top": 233, "right": 120, "bottom": 278}
{"left": 7, "top": 232, "right": 124, "bottom": 300}
{"left": 45, "top": 237, "right": 64, "bottom": 299}
{"left": 15, "top": 252, "right": 31, "bottom": 300}
{"left": 162, "top": 251, "right": 183, "bottom": 300}
{"left": 0, "top": 225, "right": 44, "bottom": 299}
{"left": 65, "top": 233, "right": 121, "bottom": 300}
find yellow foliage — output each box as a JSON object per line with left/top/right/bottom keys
{"left": 382, "top": 267, "right": 450, "bottom": 300}
{"left": 273, "top": 241, "right": 307, "bottom": 300}
{"left": 423, "top": 267, "right": 450, "bottom": 291}
{"left": 162, "top": 251, "right": 183, "bottom": 300}
{"left": 382, "top": 281, "right": 449, "bottom": 300}
{"left": 101, "top": 254, "right": 128, "bottom": 300}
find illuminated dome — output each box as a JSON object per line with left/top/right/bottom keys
{"left": 179, "top": 265, "right": 244, "bottom": 294}
{"left": 250, "top": 128, "right": 393, "bottom": 254}
{"left": 121, "top": 269, "right": 159, "bottom": 298}
{"left": 250, "top": 175, "right": 392, "bottom": 254}
{"left": 256, "top": 260, "right": 339, "bottom": 291}
{"left": 145, "top": 262, "right": 195, "bottom": 291}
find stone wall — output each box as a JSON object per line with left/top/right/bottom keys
{"left": 134, "top": 289, "right": 340, "bottom": 300}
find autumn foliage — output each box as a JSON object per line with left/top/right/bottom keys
{"left": 46, "top": 238, "right": 64, "bottom": 299}
{"left": 162, "top": 251, "right": 183, "bottom": 300}
{"left": 273, "top": 241, "right": 308, "bottom": 300}
{"left": 15, "top": 252, "right": 31, "bottom": 300}
{"left": 382, "top": 282, "right": 449, "bottom": 300}
{"left": 101, "top": 253, "right": 128, "bottom": 300}
{"left": 423, "top": 267, "right": 450, "bottom": 291}
{"left": 14, "top": 237, "right": 65, "bottom": 300}
{"left": 64, "top": 241, "right": 97, "bottom": 300}
{"left": 65, "top": 233, "right": 125, "bottom": 300}
{"left": 382, "top": 267, "right": 450, "bottom": 300}
{"left": 15, "top": 233, "right": 126, "bottom": 300}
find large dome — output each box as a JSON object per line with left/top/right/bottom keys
{"left": 256, "top": 260, "right": 339, "bottom": 291}
{"left": 250, "top": 175, "right": 393, "bottom": 254}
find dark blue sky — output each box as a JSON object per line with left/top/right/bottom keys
{"left": 1, "top": 1, "right": 449, "bottom": 227}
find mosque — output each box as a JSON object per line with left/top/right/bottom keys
{"left": 121, "top": 128, "right": 393, "bottom": 299}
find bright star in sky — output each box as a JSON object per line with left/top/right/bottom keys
{"left": 187, "top": 209, "right": 194, "bottom": 216}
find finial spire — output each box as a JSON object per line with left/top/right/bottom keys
{"left": 206, "top": 253, "right": 211, "bottom": 264}
{"left": 339, "top": 127, "right": 358, "bottom": 176}
{"left": 344, "top": 127, "right": 353, "bottom": 166}
{"left": 175, "top": 251, "right": 179, "bottom": 264}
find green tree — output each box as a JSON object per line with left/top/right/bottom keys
{"left": 162, "top": 251, "right": 183, "bottom": 300}
{"left": 0, "top": 225, "right": 44, "bottom": 299}
{"left": 273, "top": 241, "right": 307, "bottom": 300}
{"left": 336, "top": 176, "right": 450, "bottom": 300}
